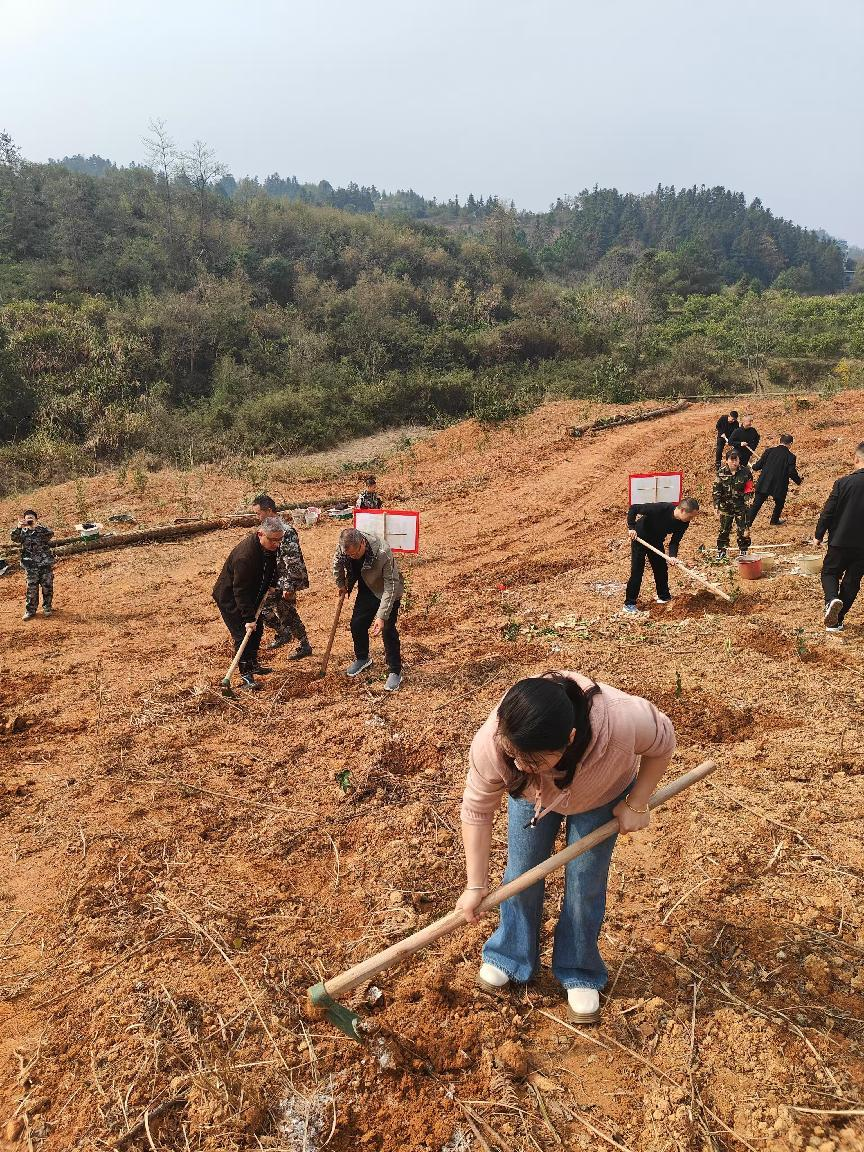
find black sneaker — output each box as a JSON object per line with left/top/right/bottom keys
{"left": 824, "top": 598, "right": 843, "bottom": 629}
{"left": 238, "top": 673, "right": 260, "bottom": 691}
{"left": 267, "top": 633, "right": 292, "bottom": 650}
{"left": 250, "top": 664, "right": 273, "bottom": 676}
{"left": 289, "top": 640, "right": 313, "bottom": 660}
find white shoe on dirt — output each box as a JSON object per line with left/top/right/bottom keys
{"left": 476, "top": 963, "right": 510, "bottom": 995}
{"left": 566, "top": 987, "right": 601, "bottom": 1024}
{"left": 622, "top": 604, "right": 640, "bottom": 616}
{"left": 824, "top": 598, "right": 843, "bottom": 629}
{"left": 655, "top": 596, "right": 672, "bottom": 604}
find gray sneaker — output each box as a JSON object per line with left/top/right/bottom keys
{"left": 384, "top": 672, "right": 402, "bottom": 692}
{"left": 622, "top": 604, "right": 640, "bottom": 616}
{"left": 346, "top": 657, "right": 373, "bottom": 677}
{"left": 824, "top": 598, "right": 843, "bottom": 629}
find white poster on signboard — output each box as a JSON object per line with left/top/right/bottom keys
{"left": 353, "top": 510, "right": 420, "bottom": 554}
{"left": 628, "top": 473, "right": 683, "bottom": 505}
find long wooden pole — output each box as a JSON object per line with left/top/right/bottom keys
{"left": 318, "top": 592, "right": 346, "bottom": 678}
{"left": 635, "top": 536, "right": 733, "bottom": 602}
{"left": 313, "top": 760, "right": 716, "bottom": 1001}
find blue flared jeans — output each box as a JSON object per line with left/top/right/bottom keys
{"left": 482, "top": 788, "right": 627, "bottom": 990}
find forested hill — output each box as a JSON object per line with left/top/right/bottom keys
{"left": 32, "top": 147, "right": 847, "bottom": 294}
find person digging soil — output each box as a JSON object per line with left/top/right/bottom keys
{"left": 212, "top": 517, "right": 284, "bottom": 690}
{"left": 456, "top": 672, "right": 676, "bottom": 1023}
{"left": 813, "top": 440, "right": 864, "bottom": 633}
{"left": 332, "top": 527, "right": 404, "bottom": 691}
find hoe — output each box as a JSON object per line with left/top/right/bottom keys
{"left": 309, "top": 759, "right": 716, "bottom": 1040}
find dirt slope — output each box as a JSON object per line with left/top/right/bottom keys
{"left": 1, "top": 395, "right": 863, "bottom": 1152}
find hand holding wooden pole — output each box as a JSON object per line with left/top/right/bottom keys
{"left": 635, "top": 536, "right": 733, "bottom": 602}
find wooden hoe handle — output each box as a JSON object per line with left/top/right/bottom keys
{"left": 317, "top": 759, "right": 717, "bottom": 1000}
{"left": 318, "top": 592, "right": 346, "bottom": 678}
{"left": 635, "top": 536, "right": 733, "bottom": 602}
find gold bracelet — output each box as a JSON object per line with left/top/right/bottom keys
{"left": 624, "top": 795, "right": 649, "bottom": 815}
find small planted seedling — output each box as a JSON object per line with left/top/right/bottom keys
{"left": 794, "top": 628, "right": 809, "bottom": 661}
{"left": 675, "top": 669, "right": 683, "bottom": 699}
{"left": 334, "top": 769, "right": 354, "bottom": 794}
{"left": 501, "top": 621, "right": 520, "bottom": 642}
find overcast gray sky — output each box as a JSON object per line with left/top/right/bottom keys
{"left": 3, "top": 0, "right": 862, "bottom": 242}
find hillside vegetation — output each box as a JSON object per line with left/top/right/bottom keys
{"left": 1, "top": 130, "right": 863, "bottom": 494}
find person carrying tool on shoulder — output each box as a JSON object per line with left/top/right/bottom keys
{"left": 456, "top": 672, "right": 676, "bottom": 1024}
{"left": 622, "top": 497, "right": 700, "bottom": 615}
{"left": 212, "top": 518, "right": 284, "bottom": 691}
{"left": 332, "top": 527, "right": 403, "bottom": 691}
{"left": 251, "top": 495, "right": 312, "bottom": 660}
{"left": 11, "top": 509, "right": 55, "bottom": 619}
{"left": 813, "top": 441, "right": 864, "bottom": 633}
{"left": 714, "top": 409, "right": 739, "bottom": 472}
{"left": 713, "top": 451, "right": 752, "bottom": 559}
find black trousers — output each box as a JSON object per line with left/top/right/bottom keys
{"left": 351, "top": 581, "right": 401, "bottom": 672}
{"left": 218, "top": 604, "right": 263, "bottom": 673}
{"left": 821, "top": 546, "right": 864, "bottom": 623}
{"left": 625, "top": 540, "right": 670, "bottom": 605}
{"left": 715, "top": 437, "right": 726, "bottom": 472}
{"left": 748, "top": 490, "right": 786, "bottom": 526}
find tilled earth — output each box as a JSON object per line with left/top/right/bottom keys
{"left": 1, "top": 395, "right": 863, "bottom": 1152}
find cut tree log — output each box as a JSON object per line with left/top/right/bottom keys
{"left": 635, "top": 536, "right": 733, "bottom": 602}
{"left": 52, "top": 516, "right": 258, "bottom": 558}
{"left": 566, "top": 399, "right": 690, "bottom": 439}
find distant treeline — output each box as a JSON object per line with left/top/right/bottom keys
{"left": 0, "top": 129, "right": 862, "bottom": 494}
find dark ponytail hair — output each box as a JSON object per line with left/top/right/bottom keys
{"left": 496, "top": 674, "right": 600, "bottom": 796}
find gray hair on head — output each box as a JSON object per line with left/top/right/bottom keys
{"left": 259, "top": 517, "right": 285, "bottom": 535}
{"left": 339, "top": 527, "right": 365, "bottom": 549}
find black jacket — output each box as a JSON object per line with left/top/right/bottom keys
{"left": 815, "top": 470, "right": 864, "bottom": 549}
{"left": 727, "top": 426, "right": 760, "bottom": 460}
{"left": 715, "top": 415, "right": 739, "bottom": 441}
{"left": 212, "top": 532, "right": 277, "bottom": 621}
{"left": 626, "top": 501, "right": 689, "bottom": 557}
{"left": 752, "top": 445, "right": 801, "bottom": 497}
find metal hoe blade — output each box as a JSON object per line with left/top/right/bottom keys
{"left": 308, "top": 983, "right": 363, "bottom": 1041}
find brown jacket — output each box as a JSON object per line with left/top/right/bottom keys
{"left": 212, "top": 532, "right": 277, "bottom": 621}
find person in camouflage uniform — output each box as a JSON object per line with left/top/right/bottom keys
{"left": 356, "top": 475, "right": 384, "bottom": 510}
{"left": 250, "top": 494, "right": 312, "bottom": 659}
{"left": 712, "top": 452, "right": 752, "bottom": 558}
{"left": 11, "top": 509, "right": 55, "bottom": 619}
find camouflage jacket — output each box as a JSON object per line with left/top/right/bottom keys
{"left": 275, "top": 524, "right": 309, "bottom": 592}
{"left": 11, "top": 524, "right": 55, "bottom": 566}
{"left": 712, "top": 466, "right": 752, "bottom": 511}
{"left": 356, "top": 491, "right": 383, "bottom": 509}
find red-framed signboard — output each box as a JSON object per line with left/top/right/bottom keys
{"left": 628, "top": 472, "right": 683, "bottom": 505}
{"left": 353, "top": 508, "right": 420, "bottom": 554}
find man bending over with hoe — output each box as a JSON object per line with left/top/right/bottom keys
{"left": 251, "top": 495, "right": 312, "bottom": 660}
{"left": 332, "top": 527, "right": 403, "bottom": 691}
{"left": 457, "top": 672, "right": 675, "bottom": 1023}
{"left": 212, "top": 518, "right": 284, "bottom": 691}
{"left": 622, "top": 497, "right": 700, "bottom": 615}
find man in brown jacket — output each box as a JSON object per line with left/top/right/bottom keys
{"left": 212, "top": 518, "right": 284, "bottom": 690}
{"left": 332, "top": 527, "right": 404, "bottom": 691}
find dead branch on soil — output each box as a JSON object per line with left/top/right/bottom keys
{"left": 154, "top": 891, "right": 292, "bottom": 1075}
{"left": 537, "top": 1009, "right": 759, "bottom": 1152}
{"left": 111, "top": 1095, "right": 188, "bottom": 1151}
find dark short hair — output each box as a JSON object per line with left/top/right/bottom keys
{"left": 730, "top": 410, "right": 739, "bottom": 419}
{"left": 780, "top": 434, "right": 793, "bottom": 445}
{"left": 363, "top": 475, "right": 377, "bottom": 486}
{"left": 21, "top": 509, "right": 38, "bottom": 518}
{"left": 727, "top": 451, "right": 740, "bottom": 462}
{"left": 677, "top": 497, "right": 700, "bottom": 513}
{"left": 252, "top": 494, "right": 277, "bottom": 512}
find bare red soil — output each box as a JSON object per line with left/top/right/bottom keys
{"left": 1, "top": 395, "right": 863, "bottom": 1152}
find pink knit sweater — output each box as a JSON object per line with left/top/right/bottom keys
{"left": 460, "top": 673, "right": 676, "bottom": 826}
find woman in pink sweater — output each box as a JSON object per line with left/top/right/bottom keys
{"left": 457, "top": 671, "right": 676, "bottom": 1023}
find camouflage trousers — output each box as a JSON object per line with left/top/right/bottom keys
{"left": 717, "top": 507, "right": 751, "bottom": 553}
{"left": 24, "top": 561, "right": 54, "bottom": 612}
{"left": 262, "top": 590, "right": 308, "bottom": 642}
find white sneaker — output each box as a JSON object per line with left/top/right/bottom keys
{"left": 824, "top": 598, "right": 843, "bottom": 629}
{"left": 476, "top": 962, "right": 510, "bottom": 995}
{"left": 566, "top": 987, "right": 601, "bottom": 1023}
{"left": 655, "top": 596, "right": 672, "bottom": 605}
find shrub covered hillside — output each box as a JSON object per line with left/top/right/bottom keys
{"left": 0, "top": 130, "right": 862, "bottom": 492}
